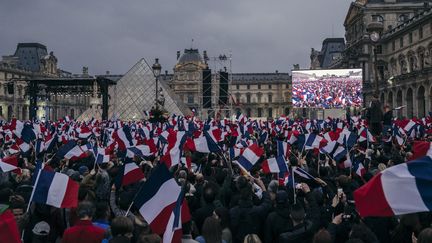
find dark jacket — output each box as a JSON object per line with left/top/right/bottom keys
{"left": 278, "top": 220, "right": 314, "bottom": 243}
{"left": 230, "top": 191, "right": 272, "bottom": 242}
{"left": 264, "top": 206, "right": 292, "bottom": 243}
{"left": 192, "top": 203, "right": 215, "bottom": 233}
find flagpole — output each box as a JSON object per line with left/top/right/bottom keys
{"left": 26, "top": 168, "right": 42, "bottom": 213}
{"left": 125, "top": 181, "right": 146, "bottom": 216}
{"left": 292, "top": 166, "right": 296, "bottom": 204}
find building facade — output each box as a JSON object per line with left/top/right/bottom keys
{"left": 310, "top": 38, "right": 346, "bottom": 69}
{"left": 341, "top": 0, "right": 427, "bottom": 108}
{"left": 165, "top": 49, "right": 292, "bottom": 118}
{"left": 0, "top": 43, "right": 92, "bottom": 120}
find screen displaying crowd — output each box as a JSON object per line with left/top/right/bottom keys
{"left": 1, "top": 113, "right": 432, "bottom": 243}
{"left": 292, "top": 69, "right": 363, "bottom": 109}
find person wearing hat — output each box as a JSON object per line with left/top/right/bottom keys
{"left": 31, "top": 221, "right": 50, "bottom": 243}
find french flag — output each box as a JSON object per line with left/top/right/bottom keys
{"left": 236, "top": 144, "right": 264, "bottom": 171}
{"left": 185, "top": 132, "right": 220, "bottom": 153}
{"left": 333, "top": 145, "right": 348, "bottom": 162}
{"left": 404, "top": 120, "right": 417, "bottom": 132}
{"left": 55, "top": 140, "right": 87, "bottom": 161}
{"left": 112, "top": 126, "right": 135, "bottom": 151}
{"left": 162, "top": 190, "right": 191, "bottom": 243}
{"left": 127, "top": 145, "right": 154, "bottom": 158}
{"left": 35, "top": 139, "right": 45, "bottom": 156}
{"left": 304, "top": 134, "right": 326, "bottom": 150}
{"left": 44, "top": 133, "right": 58, "bottom": 153}
{"left": 262, "top": 156, "right": 288, "bottom": 174}
{"left": 358, "top": 127, "right": 376, "bottom": 143}
{"left": 134, "top": 164, "right": 182, "bottom": 235}
{"left": 0, "top": 156, "right": 19, "bottom": 173}
{"left": 15, "top": 138, "right": 30, "bottom": 153}
{"left": 115, "top": 160, "right": 145, "bottom": 187}
{"left": 93, "top": 147, "right": 110, "bottom": 164}
{"left": 31, "top": 170, "right": 79, "bottom": 208}
{"left": 411, "top": 141, "right": 432, "bottom": 161}
{"left": 161, "top": 131, "right": 187, "bottom": 168}
{"left": 293, "top": 166, "right": 316, "bottom": 180}
{"left": 353, "top": 159, "right": 366, "bottom": 177}
{"left": 277, "top": 140, "right": 290, "bottom": 158}
{"left": 354, "top": 156, "right": 432, "bottom": 217}
{"left": 229, "top": 147, "right": 243, "bottom": 160}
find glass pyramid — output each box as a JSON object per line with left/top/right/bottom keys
{"left": 77, "top": 58, "right": 190, "bottom": 121}
{"left": 110, "top": 58, "right": 190, "bottom": 120}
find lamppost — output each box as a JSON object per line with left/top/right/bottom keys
{"left": 152, "top": 58, "right": 162, "bottom": 109}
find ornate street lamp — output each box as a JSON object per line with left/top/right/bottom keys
{"left": 367, "top": 22, "right": 384, "bottom": 97}
{"left": 152, "top": 58, "right": 162, "bottom": 109}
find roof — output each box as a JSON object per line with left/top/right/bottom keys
{"left": 232, "top": 73, "right": 291, "bottom": 84}
{"left": 177, "top": 49, "right": 203, "bottom": 64}
{"left": 13, "top": 43, "right": 48, "bottom": 72}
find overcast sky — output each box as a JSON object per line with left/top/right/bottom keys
{"left": 0, "top": 0, "right": 351, "bottom": 75}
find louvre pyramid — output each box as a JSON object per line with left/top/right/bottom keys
{"left": 77, "top": 58, "right": 190, "bottom": 121}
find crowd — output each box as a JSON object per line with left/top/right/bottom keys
{"left": 292, "top": 78, "right": 363, "bottom": 109}
{"left": 1, "top": 112, "right": 432, "bottom": 243}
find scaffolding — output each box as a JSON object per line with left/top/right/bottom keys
{"left": 199, "top": 52, "right": 233, "bottom": 119}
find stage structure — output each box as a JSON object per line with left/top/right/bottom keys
{"left": 200, "top": 52, "right": 233, "bottom": 119}
{"left": 26, "top": 76, "right": 116, "bottom": 121}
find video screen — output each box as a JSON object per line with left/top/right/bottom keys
{"left": 292, "top": 69, "right": 363, "bottom": 109}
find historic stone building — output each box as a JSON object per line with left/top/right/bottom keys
{"left": 341, "top": 0, "right": 427, "bottom": 106}
{"left": 163, "top": 48, "right": 292, "bottom": 118}
{"left": 0, "top": 43, "right": 92, "bottom": 120}
{"left": 379, "top": 8, "right": 432, "bottom": 118}
{"left": 231, "top": 72, "right": 291, "bottom": 118}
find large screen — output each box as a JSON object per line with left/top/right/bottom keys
{"left": 292, "top": 69, "right": 363, "bottom": 109}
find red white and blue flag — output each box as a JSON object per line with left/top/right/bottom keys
{"left": 0, "top": 156, "right": 19, "bottom": 173}
{"left": 354, "top": 155, "right": 432, "bottom": 217}
{"left": 31, "top": 170, "right": 79, "bottom": 208}
{"left": 134, "top": 164, "right": 182, "bottom": 235}
{"left": 236, "top": 144, "right": 264, "bottom": 171}
{"left": 115, "top": 160, "right": 145, "bottom": 188}
{"left": 262, "top": 156, "right": 288, "bottom": 174}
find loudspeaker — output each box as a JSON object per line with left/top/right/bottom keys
{"left": 202, "top": 69, "right": 212, "bottom": 108}
{"left": 219, "top": 71, "right": 229, "bottom": 105}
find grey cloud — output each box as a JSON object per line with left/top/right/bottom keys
{"left": 0, "top": 0, "right": 351, "bottom": 74}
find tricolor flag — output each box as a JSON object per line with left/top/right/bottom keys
{"left": 262, "top": 156, "right": 288, "bottom": 174}
{"left": 354, "top": 156, "right": 432, "bottom": 217}
{"left": 411, "top": 141, "right": 432, "bottom": 161}
{"left": 162, "top": 189, "right": 191, "bottom": 243}
{"left": 0, "top": 156, "right": 19, "bottom": 173}
{"left": 293, "top": 166, "right": 316, "bottom": 180}
{"left": 115, "top": 160, "right": 145, "bottom": 188}
{"left": 236, "top": 144, "right": 264, "bottom": 171}
{"left": 31, "top": 170, "right": 79, "bottom": 208}
{"left": 277, "top": 140, "right": 290, "bottom": 158}
{"left": 134, "top": 164, "right": 182, "bottom": 235}
{"left": 127, "top": 145, "right": 154, "bottom": 159}
{"left": 55, "top": 140, "right": 88, "bottom": 161}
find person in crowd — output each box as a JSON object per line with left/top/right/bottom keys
{"left": 243, "top": 234, "right": 262, "bottom": 243}
{"left": 196, "top": 216, "right": 226, "bottom": 243}
{"left": 109, "top": 216, "right": 134, "bottom": 243}
{"left": 62, "top": 201, "right": 105, "bottom": 243}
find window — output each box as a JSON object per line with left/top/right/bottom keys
{"left": 258, "top": 108, "right": 262, "bottom": 117}
{"left": 268, "top": 84, "right": 272, "bottom": 89}
{"left": 392, "top": 41, "right": 395, "bottom": 51}
{"left": 236, "top": 85, "right": 239, "bottom": 89}
{"left": 409, "top": 33, "right": 413, "bottom": 44}
{"left": 285, "top": 84, "right": 289, "bottom": 89}
{"left": 268, "top": 94, "right": 273, "bottom": 103}
{"left": 268, "top": 108, "right": 273, "bottom": 118}
{"left": 258, "top": 84, "right": 261, "bottom": 89}
{"left": 187, "top": 95, "right": 194, "bottom": 104}
{"left": 419, "top": 26, "right": 423, "bottom": 39}
{"left": 246, "top": 93, "right": 251, "bottom": 103}
{"left": 399, "top": 37, "right": 404, "bottom": 48}
{"left": 247, "top": 85, "right": 250, "bottom": 90}
{"left": 375, "top": 45, "right": 382, "bottom": 54}
{"left": 246, "top": 108, "right": 251, "bottom": 117}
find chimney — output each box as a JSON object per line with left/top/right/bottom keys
{"left": 177, "top": 51, "right": 180, "bottom": 60}
{"left": 106, "top": 70, "right": 110, "bottom": 75}
{"left": 275, "top": 70, "right": 279, "bottom": 74}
